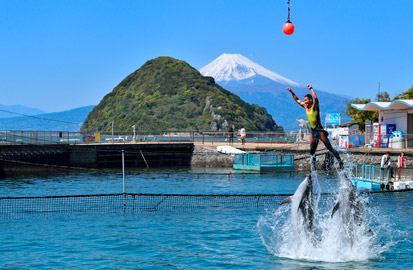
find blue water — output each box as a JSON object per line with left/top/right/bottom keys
{"left": 0, "top": 169, "right": 412, "bottom": 269}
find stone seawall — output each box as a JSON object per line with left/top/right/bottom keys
{"left": 191, "top": 145, "right": 411, "bottom": 170}
{"left": 191, "top": 145, "right": 234, "bottom": 167}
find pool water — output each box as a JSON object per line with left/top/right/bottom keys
{"left": 0, "top": 169, "right": 412, "bottom": 269}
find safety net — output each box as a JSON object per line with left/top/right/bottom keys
{"left": 0, "top": 190, "right": 412, "bottom": 218}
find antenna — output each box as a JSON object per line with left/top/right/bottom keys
{"left": 378, "top": 82, "right": 381, "bottom": 100}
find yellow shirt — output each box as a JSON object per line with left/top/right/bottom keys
{"left": 300, "top": 101, "right": 320, "bottom": 129}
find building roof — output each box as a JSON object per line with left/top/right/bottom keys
{"left": 339, "top": 120, "right": 359, "bottom": 127}
{"left": 351, "top": 99, "right": 413, "bottom": 111}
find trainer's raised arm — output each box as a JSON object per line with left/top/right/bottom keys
{"left": 287, "top": 87, "right": 302, "bottom": 105}
{"left": 306, "top": 84, "right": 318, "bottom": 101}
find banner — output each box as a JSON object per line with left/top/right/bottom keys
{"left": 325, "top": 113, "right": 341, "bottom": 125}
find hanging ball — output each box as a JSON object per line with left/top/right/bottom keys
{"left": 283, "top": 20, "right": 295, "bottom": 35}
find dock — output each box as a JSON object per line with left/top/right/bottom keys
{"left": 349, "top": 163, "right": 413, "bottom": 191}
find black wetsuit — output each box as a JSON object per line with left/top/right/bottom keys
{"left": 300, "top": 99, "right": 343, "bottom": 170}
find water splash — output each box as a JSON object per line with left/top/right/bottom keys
{"left": 257, "top": 171, "right": 393, "bottom": 263}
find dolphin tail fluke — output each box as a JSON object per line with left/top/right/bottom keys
{"left": 280, "top": 196, "right": 292, "bottom": 205}
{"left": 331, "top": 202, "right": 340, "bottom": 217}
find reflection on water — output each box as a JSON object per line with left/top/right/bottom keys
{"left": 0, "top": 168, "right": 339, "bottom": 197}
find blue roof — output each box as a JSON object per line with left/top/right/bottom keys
{"left": 351, "top": 100, "right": 413, "bottom": 111}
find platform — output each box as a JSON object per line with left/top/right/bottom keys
{"left": 233, "top": 153, "right": 295, "bottom": 172}
{"left": 348, "top": 163, "right": 413, "bottom": 191}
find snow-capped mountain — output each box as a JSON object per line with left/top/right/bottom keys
{"left": 200, "top": 53, "right": 299, "bottom": 87}
{"left": 199, "top": 54, "right": 350, "bottom": 130}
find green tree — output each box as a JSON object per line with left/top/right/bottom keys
{"left": 375, "top": 91, "right": 391, "bottom": 101}
{"left": 393, "top": 85, "right": 413, "bottom": 100}
{"left": 345, "top": 98, "right": 378, "bottom": 131}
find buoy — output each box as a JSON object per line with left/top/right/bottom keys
{"left": 283, "top": 0, "right": 295, "bottom": 35}
{"left": 283, "top": 20, "right": 295, "bottom": 35}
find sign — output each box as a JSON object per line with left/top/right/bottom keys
{"left": 94, "top": 132, "right": 101, "bottom": 142}
{"left": 339, "top": 127, "right": 349, "bottom": 135}
{"left": 325, "top": 113, "right": 341, "bottom": 125}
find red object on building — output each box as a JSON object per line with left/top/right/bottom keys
{"left": 283, "top": 20, "right": 295, "bottom": 35}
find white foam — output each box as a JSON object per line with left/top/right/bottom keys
{"left": 257, "top": 171, "right": 392, "bottom": 263}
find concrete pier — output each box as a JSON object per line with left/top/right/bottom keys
{"left": 0, "top": 143, "right": 194, "bottom": 177}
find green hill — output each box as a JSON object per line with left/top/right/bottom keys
{"left": 81, "top": 57, "right": 281, "bottom": 132}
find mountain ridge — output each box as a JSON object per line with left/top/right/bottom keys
{"left": 0, "top": 104, "right": 46, "bottom": 119}
{"left": 200, "top": 53, "right": 299, "bottom": 86}
{"left": 0, "top": 105, "right": 94, "bottom": 131}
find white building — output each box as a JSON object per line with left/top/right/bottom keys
{"left": 351, "top": 100, "right": 413, "bottom": 147}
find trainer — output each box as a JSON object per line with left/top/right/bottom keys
{"left": 287, "top": 84, "right": 343, "bottom": 170}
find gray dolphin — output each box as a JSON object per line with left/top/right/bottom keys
{"left": 331, "top": 173, "right": 373, "bottom": 242}
{"left": 281, "top": 173, "right": 314, "bottom": 233}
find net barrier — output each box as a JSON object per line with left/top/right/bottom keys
{"left": 0, "top": 190, "right": 412, "bottom": 218}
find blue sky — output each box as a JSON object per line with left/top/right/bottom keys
{"left": 1, "top": 0, "right": 412, "bottom": 112}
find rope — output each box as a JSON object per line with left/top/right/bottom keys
{"left": 286, "top": 0, "right": 291, "bottom": 22}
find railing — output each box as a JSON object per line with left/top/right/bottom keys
{"left": 347, "top": 163, "right": 413, "bottom": 183}
{"left": 0, "top": 130, "right": 300, "bottom": 146}
{"left": 234, "top": 154, "right": 294, "bottom": 167}
{"left": 2, "top": 129, "right": 413, "bottom": 149}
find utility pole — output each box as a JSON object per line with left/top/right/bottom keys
{"left": 377, "top": 82, "right": 381, "bottom": 101}
{"left": 112, "top": 121, "right": 114, "bottom": 144}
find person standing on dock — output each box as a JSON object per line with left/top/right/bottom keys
{"left": 240, "top": 127, "right": 246, "bottom": 145}
{"left": 287, "top": 84, "right": 344, "bottom": 171}
{"left": 228, "top": 127, "right": 234, "bottom": 145}
{"left": 397, "top": 152, "right": 407, "bottom": 181}
{"left": 381, "top": 151, "right": 395, "bottom": 179}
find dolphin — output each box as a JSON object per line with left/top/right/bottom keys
{"left": 331, "top": 173, "right": 373, "bottom": 242}
{"left": 281, "top": 173, "right": 314, "bottom": 233}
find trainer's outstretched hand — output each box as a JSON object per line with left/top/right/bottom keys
{"left": 306, "top": 84, "right": 312, "bottom": 89}
{"left": 287, "top": 87, "right": 292, "bottom": 92}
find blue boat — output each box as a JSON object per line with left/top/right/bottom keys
{"left": 233, "top": 153, "right": 295, "bottom": 172}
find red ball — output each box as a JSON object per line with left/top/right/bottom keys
{"left": 283, "top": 21, "right": 295, "bottom": 35}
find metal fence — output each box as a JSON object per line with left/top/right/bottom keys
{"left": 0, "top": 130, "right": 300, "bottom": 146}
{"left": 348, "top": 163, "right": 413, "bottom": 182}
{"left": 234, "top": 154, "right": 294, "bottom": 167}
{"left": 2, "top": 129, "right": 413, "bottom": 149}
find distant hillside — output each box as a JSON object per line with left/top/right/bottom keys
{"left": 0, "top": 106, "right": 94, "bottom": 131}
{"left": 82, "top": 56, "right": 281, "bottom": 132}
{"left": 0, "top": 104, "right": 45, "bottom": 118}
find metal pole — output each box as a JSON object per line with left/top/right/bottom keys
{"left": 122, "top": 150, "right": 126, "bottom": 209}
{"left": 112, "top": 121, "right": 114, "bottom": 144}
{"left": 122, "top": 150, "right": 125, "bottom": 193}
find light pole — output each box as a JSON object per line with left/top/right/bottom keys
{"left": 132, "top": 125, "right": 136, "bottom": 143}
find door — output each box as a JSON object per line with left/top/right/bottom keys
{"left": 407, "top": 114, "right": 413, "bottom": 147}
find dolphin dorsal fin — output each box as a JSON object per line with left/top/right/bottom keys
{"left": 280, "top": 196, "right": 292, "bottom": 205}
{"left": 331, "top": 202, "right": 340, "bottom": 217}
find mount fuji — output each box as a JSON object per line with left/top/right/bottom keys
{"left": 200, "top": 54, "right": 350, "bottom": 130}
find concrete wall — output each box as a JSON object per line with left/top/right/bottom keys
{"left": 381, "top": 110, "right": 407, "bottom": 133}
{"left": 191, "top": 145, "right": 411, "bottom": 171}
{"left": 0, "top": 143, "right": 194, "bottom": 177}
